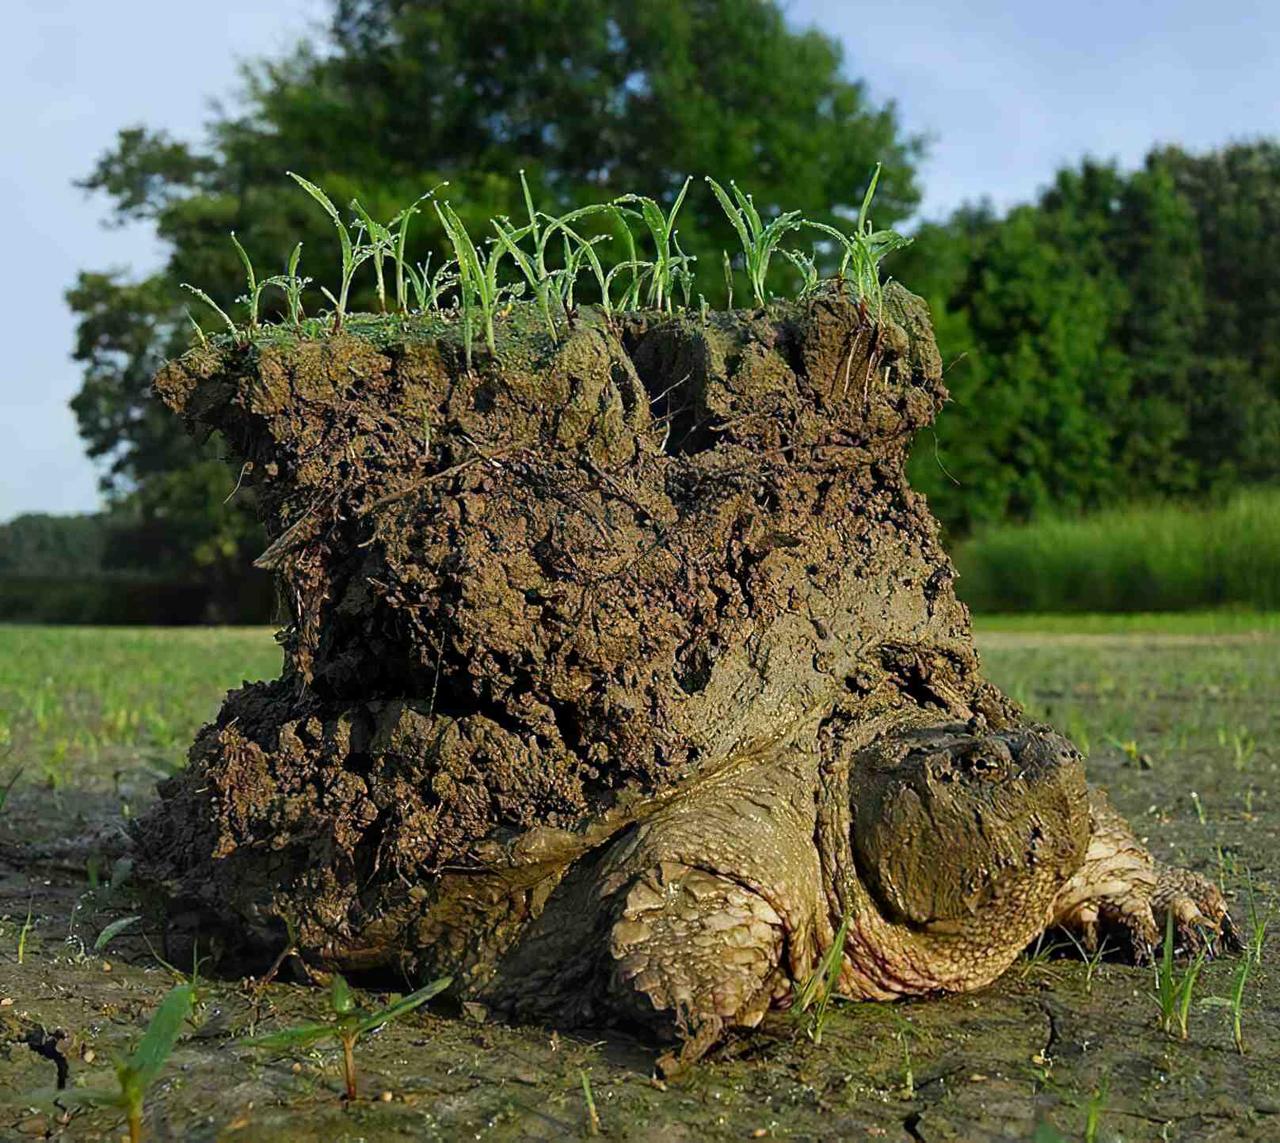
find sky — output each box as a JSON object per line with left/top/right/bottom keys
{"left": 3, "top": 0, "right": 1279, "bottom": 522}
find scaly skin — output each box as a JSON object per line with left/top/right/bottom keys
{"left": 481, "top": 718, "right": 1237, "bottom": 1073}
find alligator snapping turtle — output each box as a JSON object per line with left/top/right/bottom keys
{"left": 139, "top": 285, "right": 1235, "bottom": 1066}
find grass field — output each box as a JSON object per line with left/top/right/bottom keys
{"left": 1, "top": 621, "right": 1277, "bottom": 1140}
{"left": 956, "top": 486, "right": 1280, "bottom": 613}
{"left": 0, "top": 626, "right": 281, "bottom": 792}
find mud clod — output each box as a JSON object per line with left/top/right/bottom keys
{"left": 138, "top": 287, "right": 1001, "bottom": 989}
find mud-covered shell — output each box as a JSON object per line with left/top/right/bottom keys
{"left": 138, "top": 285, "right": 1002, "bottom": 976}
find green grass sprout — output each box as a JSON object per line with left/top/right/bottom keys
{"left": 436, "top": 200, "right": 519, "bottom": 364}
{"left": 185, "top": 166, "right": 910, "bottom": 347}
{"left": 705, "top": 178, "right": 803, "bottom": 305}
{"left": 792, "top": 912, "right": 850, "bottom": 1044}
{"left": 803, "top": 163, "right": 912, "bottom": 316}
{"left": 404, "top": 252, "right": 459, "bottom": 314}
{"left": 287, "top": 172, "right": 373, "bottom": 331}
{"left": 389, "top": 186, "right": 447, "bottom": 312}
{"left": 613, "top": 177, "right": 693, "bottom": 313}
{"left": 245, "top": 973, "right": 451, "bottom": 1101}
{"left": 65, "top": 982, "right": 196, "bottom": 1143}
{"left": 180, "top": 284, "right": 237, "bottom": 339}
{"left": 263, "top": 242, "right": 310, "bottom": 327}
{"left": 94, "top": 914, "right": 142, "bottom": 953}
{"left": 781, "top": 247, "right": 822, "bottom": 298}
{"left": 1203, "top": 955, "right": 1254, "bottom": 1054}
{"left": 17, "top": 899, "right": 33, "bottom": 963}
{"left": 580, "top": 1069, "right": 601, "bottom": 1135}
{"left": 229, "top": 232, "right": 268, "bottom": 332}
{"left": 1152, "top": 911, "right": 1207, "bottom": 1038}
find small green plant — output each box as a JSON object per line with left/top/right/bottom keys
{"left": 1105, "top": 735, "right": 1152, "bottom": 769}
{"left": 781, "top": 247, "right": 822, "bottom": 298}
{"left": 351, "top": 187, "right": 445, "bottom": 314}
{"left": 229, "top": 232, "right": 270, "bottom": 332}
{"left": 1203, "top": 954, "right": 1253, "bottom": 1054}
{"left": 1152, "top": 912, "right": 1207, "bottom": 1038}
{"left": 1019, "top": 931, "right": 1067, "bottom": 981}
{"left": 803, "top": 164, "right": 912, "bottom": 316}
{"left": 94, "top": 914, "right": 142, "bottom": 953}
{"left": 1081, "top": 1076, "right": 1108, "bottom": 1143}
{"left": 436, "top": 201, "right": 521, "bottom": 365}
{"left": 580, "top": 1069, "right": 601, "bottom": 1135}
{"left": 404, "top": 252, "right": 458, "bottom": 314}
{"left": 287, "top": 172, "right": 374, "bottom": 331}
{"left": 263, "top": 242, "right": 310, "bottom": 327}
{"left": 349, "top": 202, "right": 397, "bottom": 314}
{"left": 66, "top": 982, "right": 195, "bottom": 1143}
{"left": 1244, "top": 871, "right": 1270, "bottom": 964}
{"left": 183, "top": 166, "right": 912, "bottom": 357}
{"left": 792, "top": 912, "right": 850, "bottom": 1044}
{"left": 16, "top": 900, "right": 33, "bottom": 963}
{"left": 614, "top": 177, "right": 693, "bottom": 313}
{"left": 391, "top": 188, "right": 446, "bottom": 312}
{"left": 1062, "top": 930, "right": 1108, "bottom": 995}
{"left": 1217, "top": 724, "right": 1256, "bottom": 770}
{"left": 245, "top": 973, "right": 450, "bottom": 1101}
{"left": 180, "top": 283, "right": 237, "bottom": 338}
{"left": 1189, "top": 790, "right": 1207, "bottom": 824}
{"left": 706, "top": 178, "right": 803, "bottom": 306}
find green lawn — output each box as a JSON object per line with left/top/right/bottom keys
{"left": 0, "top": 625, "right": 280, "bottom": 788}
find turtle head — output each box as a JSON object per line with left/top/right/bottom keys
{"left": 844, "top": 725, "right": 1090, "bottom": 991}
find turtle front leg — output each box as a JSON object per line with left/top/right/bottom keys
{"left": 592, "top": 749, "right": 829, "bottom": 1072}
{"left": 607, "top": 860, "right": 791, "bottom": 1076}
{"left": 1050, "top": 787, "right": 1240, "bottom": 959}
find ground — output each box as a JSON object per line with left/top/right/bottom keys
{"left": 0, "top": 617, "right": 1276, "bottom": 1142}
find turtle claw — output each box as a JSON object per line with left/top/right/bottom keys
{"left": 1050, "top": 791, "right": 1243, "bottom": 970}
{"left": 1152, "top": 866, "right": 1238, "bottom": 963}
{"left": 1218, "top": 910, "right": 1245, "bottom": 955}
{"left": 1129, "top": 934, "right": 1156, "bottom": 967}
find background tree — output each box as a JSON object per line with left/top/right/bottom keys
{"left": 904, "top": 141, "right": 1280, "bottom": 537}
{"left": 69, "top": 0, "right": 923, "bottom": 620}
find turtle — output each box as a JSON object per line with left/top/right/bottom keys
{"left": 137, "top": 283, "right": 1237, "bottom": 1069}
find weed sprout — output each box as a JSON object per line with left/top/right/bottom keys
{"left": 705, "top": 178, "right": 803, "bottom": 306}
{"left": 245, "top": 973, "right": 451, "bottom": 1101}
{"left": 186, "top": 165, "right": 909, "bottom": 358}
{"left": 66, "top": 983, "right": 195, "bottom": 1143}
{"left": 287, "top": 172, "right": 373, "bottom": 331}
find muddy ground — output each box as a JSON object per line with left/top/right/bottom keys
{"left": 1, "top": 625, "right": 1276, "bottom": 1141}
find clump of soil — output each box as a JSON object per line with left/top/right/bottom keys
{"left": 139, "top": 287, "right": 1008, "bottom": 981}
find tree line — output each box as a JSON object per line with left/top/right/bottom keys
{"left": 20, "top": 0, "right": 1278, "bottom": 620}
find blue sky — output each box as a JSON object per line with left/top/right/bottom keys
{"left": 4, "top": 0, "right": 1278, "bottom": 521}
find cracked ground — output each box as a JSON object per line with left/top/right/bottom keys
{"left": 1, "top": 620, "right": 1277, "bottom": 1141}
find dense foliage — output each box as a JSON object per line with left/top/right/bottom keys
{"left": 0, "top": 513, "right": 110, "bottom": 578}
{"left": 57, "top": 0, "right": 1280, "bottom": 619}
{"left": 901, "top": 145, "right": 1280, "bottom": 534}
{"left": 0, "top": 510, "right": 271, "bottom": 624}
{"left": 955, "top": 487, "right": 1280, "bottom": 613}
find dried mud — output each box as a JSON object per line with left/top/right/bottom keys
{"left": 137, "top": 288, "right": 1013, "bottom": 989}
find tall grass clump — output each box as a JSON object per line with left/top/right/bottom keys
{"left": 955, "top": 487, "right": 1280, "bottom": 613}
{"left": 183, "top": 165, "right": 907, "bottom": 364}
